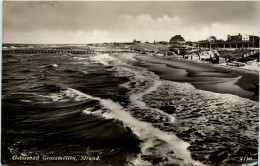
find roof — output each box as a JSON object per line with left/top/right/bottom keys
{"left": 169, "top": 35, "right": 185, "bottom": 43}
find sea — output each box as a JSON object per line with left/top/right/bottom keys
{"left": 1, "top": 50, "right": 259, "bottom": 166}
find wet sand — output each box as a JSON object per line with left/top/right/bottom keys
{"left": 134, "top": 55, "right": 259, "bottom": 101}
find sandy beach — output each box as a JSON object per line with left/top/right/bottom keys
{"left": 134, "top": 54, "right": 259, "bottom": 101}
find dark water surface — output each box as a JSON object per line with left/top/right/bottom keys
{"left": 2, "top": 53, "right": 140, "bottom": 166}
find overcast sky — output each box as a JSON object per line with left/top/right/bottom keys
{"left": 3, "top": 1, "right": 260, "bottom": 44}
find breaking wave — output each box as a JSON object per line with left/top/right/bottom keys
{"left": 64, "top": 53, "right": 258, "bottom": 165}
{"left": 74, "top": 53, "right": 203, "bottom": 165}
{"left": 68, "top": 88, "right": 201, "bottom": 166}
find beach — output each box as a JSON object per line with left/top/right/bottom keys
{"left": 134, "top": 54, "right": 259, "bottom": 101}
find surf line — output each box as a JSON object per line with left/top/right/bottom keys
{"left": 67, "top": 88, "right": 202, "bottom": 166}
{"left": 129, "top": 79, "right": 176, "bottom": 123}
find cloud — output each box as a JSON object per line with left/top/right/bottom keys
{"left": 197, "top": 22, "right": 258, "bottom": 40}
{"left": 3, "top": 14, "right": 259, "bottom": 44}
{"left": 3, "top": 1, "right": 259, "bottom": 44}
{"left": 118, "top": 14, "right": 182, "bottom": 29}
{"left": 3, "top": 29, "right": 112, "bottom": 44}
{"left": 3, "top": 14, "right": 185, "bottom": 43}
{"left": 113, "top": 14, "right": 183, "bottom": 42}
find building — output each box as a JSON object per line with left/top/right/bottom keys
{"left": 199, "top": 33, "right": 259, "bottom": 49}
{"left": 216, "top": 56, "right": 226, "bottom": 64}
{"left": 133, "top": 39, "right": 141, "bottom": 44}
{"left": 227, "top": 33, "right": 259, "bottom": 42}
{"left": 242, "top": 35, "right": 249, "bottom": 41}
{"left": 227, "top": 33, "right": 242, "bottom": 42}
{"left": 208, "top": 36, "right": 217, "bottom": 42}
{"left": 158, "top": 41, "right": 168, "bottom": 45}
{"left": 169, "top": 35, "right": 185, "bottom": 44}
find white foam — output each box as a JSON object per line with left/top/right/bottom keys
{"left": 52, "top": 64, "right": 58, "bottom": 68}
{"left": 130, "top": 79, "right": 175, "bottom": 123}
{"left": 68, "top": 88, "right": 202, "bottom": 165}
{"left": 36, "top": 89, "right": 90, "bottom": 103}
{"left": 70, "top": 53, "right": 202, "bottom": 164}
{"left": 82, "top": 107, "right": 105, "bottom": 116}
{"left": 72, "top": 56, "right": 90, "bottom": 66}
{"left": 48, "top": 93, "right": 66, "bottom": 102}
{"left": 108, "top": 56, "right": 176, "bottom": 123}
{"left": 130, "top": 154, "right": 152, "bottom": 166}
{"left": 62, "top": 89, "right": 89, "bottom": 101}
{"left": 20, "top": 100, "right": 31, "bottom": 103}
{"left": 73, "top": 57, "right": 88, "bottom": 60}
{"left": 75, "top": 53, "right": 256, "bottom": 165}
{"left": 90, "top": 54, "right": 120, "bottom": 66}
{"left": 110, "top": 53, "right": 137, "bottom": 62}
{"left": 83, "top": 108, "right": 93, "bottom": 114}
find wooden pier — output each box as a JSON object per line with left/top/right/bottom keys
{"left": 3, "top": 49, "right": 130, "bottom": 54}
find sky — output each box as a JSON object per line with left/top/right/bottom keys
{"left": 2, "top": 1, "right": 260, "bottom": 44}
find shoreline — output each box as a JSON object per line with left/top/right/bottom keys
{"left": 120, "top": 53, "right": 258, "bottom": 165}
{"left": 141, "top": 79, "right": 258, "bottom": 165}
{"left": 132, "top": 54, "right": 259, "bottom": 101}
{"left": 165, "top": 56, "right": 259, "bottom": 75}
{"left": 108, "top": 52, "right": 258, "bottom": 165}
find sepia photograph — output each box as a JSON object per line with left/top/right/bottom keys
{"left": 1, "top": 1, "right": 259, "bottom": 166}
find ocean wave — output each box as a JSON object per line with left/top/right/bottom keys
{"left": 63, "top": 69, "right": 78, "bottom": 73}
{"left": 105, "top": 53, "right": 258, "bottom": 165}
{"left": 67, "top": 87, "right": 202, "bottom": 165}
{"left": 44, "top": 83, "right": 64, "bottom": 91}
{"left": 90, "top": 54, "right": 121, "bottom": 66}
{"left": 44, "top": 64, "right": 58, "bottom": 68}
{"left": 42, "top": 52, "right": 257, "bottom": 165}
{"left": 129, "top": 79, "right": 175, "bottom": 123}
{"left": 36, "top": 88, "right": 91, "bottom": 103}
{"left": 20, "top": 100, "right": 32, "bottom": 103}
{"left": 72, "top": 56, "right": 90, "bottom": 65}
{"left": 73, "top": 57, "right": 89, "bottom": 61}
{"left": 142, "top": 79, "right": 258, "bottom": 164}
{"left": 85, "top": 53, "right": 201, "bottom": 164}
{"left": 110, "top": 55, "right": 176, "bottom": 124}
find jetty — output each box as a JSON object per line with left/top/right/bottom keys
{"left": 2, "top": 48, "right": 130, "bottom": 54}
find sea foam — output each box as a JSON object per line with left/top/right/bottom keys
{"left": 73, "top": 54, "right": 203, "bottom": 165}
{"left": 90, "top": 53, "right": 120, "bottom": 66}
{"left": 67, "top": 88, "right": 202, "bottom": 165}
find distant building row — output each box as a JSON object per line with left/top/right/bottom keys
{"left": 169, "top": 33, "right": 259, "bottom": 48}
{"left": 132, "top": 33, "right": 259, "bottom": 48}
{"left": 199, "top": 33, "right": 259, "bottom": 48}
{"left": 227, "top": 33, "right": 259, "bottom": 42}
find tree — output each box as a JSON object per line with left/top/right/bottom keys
{"left": 207, "top": 36, "right": 217, "bottom": 42}
{"left": 207, "top": 36, "right": 217, "bottom": 50}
